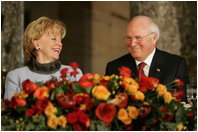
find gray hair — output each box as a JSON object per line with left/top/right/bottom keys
{"left": 149, "top": 22, "right": 160, "bottom": 40}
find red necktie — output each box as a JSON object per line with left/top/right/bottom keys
{"left": 138, "top": 62, "right": 146, "bottom": 80}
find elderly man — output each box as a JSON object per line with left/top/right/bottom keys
{"left": 105, "top": 15, "right": 189, "bottom": 101}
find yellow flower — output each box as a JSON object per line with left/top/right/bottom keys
{"left": 164, "top": 92, "right": 173, "bottom": 103}
{"left": 94, "top": 74, "right": 101, "bottom": 83}
{"left": 127, "top": 106, "right": 139, "bottom": 119}
{"left": 122, "top": 117, "right": 132, "bottom": 125}
{"left": 125, "top": 84, "right": 138, "bottom": 93}
{"left": 177, "top": 123, "right": 185, "bottom": 131}
{"left": 58, "top": 115, "right": 67, "bottom": 128}
{"left": 118, "top": 108, "right": 129, "bottom": 120}
{"left": 47, "top": 114, "right": 59, "bottom": 129}
{"left": 123, "top": 78, "right": 139, "bottom": 93}
{"left": 45, "top": 103, "right": 57, "bottom": 117}
{"left": 157, "top": 84, "right": 167, "bottom": 96}
{"left": 102, "top": 76, "right": 110, "bottom": 81}
{"left": 92, "top": 85, "right": 111, "bottom": 100}
{"left": 14, "top": 91, "right": 28, "bottom": 99}
{"left": 134, "top": 91, "right": 145, "bottom": 101}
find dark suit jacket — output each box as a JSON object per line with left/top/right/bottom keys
{"left": 105, "top": 49, "right": 189, "bottom": 100}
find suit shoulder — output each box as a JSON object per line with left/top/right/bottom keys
{"left": 107, "top": 54, "right": 132, "bottom": 64}
{"left": 158, "top": 50, "right": 185, "bottom": 61}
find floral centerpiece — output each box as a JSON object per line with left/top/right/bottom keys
{"left": 1, "top": 63, "right": 196, "bottom": 131}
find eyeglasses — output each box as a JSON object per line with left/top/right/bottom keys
{"left": 123, "top": 32, "right": 154, "bottom": 44}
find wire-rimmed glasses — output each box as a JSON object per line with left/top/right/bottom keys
{"left": 123, "top": 32, "right": 154, "bottom": 44}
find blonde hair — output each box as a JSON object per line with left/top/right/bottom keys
{"left": 23, "top": 16, "right": 66, "bottom": 61}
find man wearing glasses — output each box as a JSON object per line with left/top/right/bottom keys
{"left": 105, "top": 15, "right": 189, "bottom": 101}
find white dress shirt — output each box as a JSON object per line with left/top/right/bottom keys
{"left": 135, "top": 48, "right": 156, "bottom": 76}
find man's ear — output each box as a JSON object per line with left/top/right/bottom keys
{"left": 153, "top": 33, "right": 158, "bottom": 43}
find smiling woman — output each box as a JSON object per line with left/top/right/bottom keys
{"left": 4, "top": 17, "right": 83, "bottom": 99}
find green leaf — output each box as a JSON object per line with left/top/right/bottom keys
{"left": 72, "top": 83, "right": 86, "bottom": 94}
{"left": 175, "top": 105, "right": 187, "bottom": 123}
{"left": 50, "top": 89, "right": 55, "bottom": 100}
{"left": 96, "top": 120, "right": 111, "bottom": 131}
{"left": 55, "top": 86, "right": 64, "bottom": 95}
{"left": 85, "top": 86, "right": 93, "bottom": 94}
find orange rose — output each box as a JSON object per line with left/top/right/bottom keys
{"left": 92, "top": 85, "right": 111, "bottom": 100}
{"left": 122, "top": 117, "right": 132, "bottom": 125}
{"left": 33, "top": 86, "right": 49, "bottom": 99}
{"left": 117, "top": 108, "right": 128, "bottom": 120}
{"left": 47, "top": 114, "right": 59, "bottom": 129}
{"left": 127, "top": 106, "right": 139, "bottom": 119}
{"left": 134, "top": 91, "right": 145, "bottom": 101}
{"left": 95, "top": 103, "right": 116, "bottom": 126}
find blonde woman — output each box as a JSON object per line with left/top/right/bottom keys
{"left": 4, "top": 17, "right": 83, "bottom": 99}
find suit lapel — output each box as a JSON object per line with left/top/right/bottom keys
{"left": 149, "top": 49, "right": 164, "bottom": 79}
{"left": 125, "top": 54, "right": 138, "bottom": 79}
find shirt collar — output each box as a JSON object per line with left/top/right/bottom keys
{"left": 135, "top": 48, "right": 156, "bottom": 66}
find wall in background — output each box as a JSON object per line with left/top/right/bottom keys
{"left": 1, "top": 1, "right": 196, "bottom": 90}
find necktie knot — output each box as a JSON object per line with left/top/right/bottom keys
{"left": 138, "top": 62, "right": 147, "bottom": 80}
{"left": 138, "top": 62, "right": 146, "bottom": 70}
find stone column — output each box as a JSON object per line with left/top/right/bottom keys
{"left": 1, "top": 1, "right": 24, "bottom": 71}
{"left": 1, "top": 1, "right": 24, "bottom": 97}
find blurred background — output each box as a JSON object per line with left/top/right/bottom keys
{"left": 1, "top": 1, "right": 197, "bottom": 97}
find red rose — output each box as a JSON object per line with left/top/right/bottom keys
{"left": 174, "top": 79, "right": 184, "bottom": 88}
{"left": 9, "top": 97, "right": 26, "bottom": 109}
{"left": 36, "top": 98, "right": 49, "bottom": 111}
{"left": 26, "top": 105, "right": 36, "bottom": 116}
{"left": 56, "top": 94, "right": 76, "bottom": 108}
{"left": 171, "top": 90, "right": 184, "bottom": 102}
{"left": 78, "top": 73, "right": 95, "bottom": 88}
{"left": 153, "top": 119, "right": 159, "bottom": 125}
{"left": 70, "top": 70, "right": 79, "bottom": 76}
{"left": 160, "top": 107, "right": 168, "bottom": 112}
{"left": 45, "top": 80, "right": 56, "bottom": 90}
{"left": 66, "top": 112, "right": 79, "bottom": 124}
{"left": 79, "top": 112, "right": 89, "bottom": 124}
{"left": 139, "top": 76, "right": 159, "bottom": 92}
{"left": 187, "top": 112, "right": 194, "bottom": 117}
{"left": 73, "top": 123, "right": 88, "bottom": 131}
{"left": 118, "top": 66, "right": 132, "bottom": 77}
{"left": 80, "top": 73, "right": 94, "bottom": 80}
{"left": 78, "top": 81, "right": 95, "bottom": 89}
{"left": 22, "top": 79, "right": 38, "bottom": 94}
{"left": 60, "top": 68, "right": 69, "bottom": 79}
{"left": 162, "top": 113, "right": 174, "bottom": 122}
{"left": 95, "top": 103, "right": 117, "bottom": 126}
{"left": 69, "top": 62, "right": 79, "bottom": 70}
